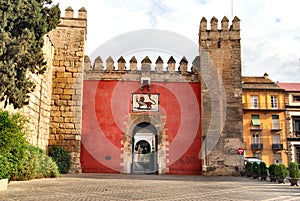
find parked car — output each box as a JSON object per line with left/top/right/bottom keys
{"left": 244, "top": 157, "right": 262, "bottom": 165}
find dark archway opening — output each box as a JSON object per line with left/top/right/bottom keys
{"left": 131, "top": 122, "right": 158, "bottom": 174}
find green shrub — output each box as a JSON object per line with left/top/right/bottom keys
{"left": 259, "top": 162, "right": 267, "bottom": 175}
{"left": 268, "top": 164, "right": 277, "bottom": 182}
{"left": 37, "top": 148, "right": 60, "bottom": 178}
{"left": 275, "top": 163, "right": 288, "bottom": 179}
{"left": 11, "top": 145, "right": 60, "bottom": 181}
{"left": 245, "top": 161, "right": 252, "bottom": 177}
{"left": 0, "top": 111, "right": 28, "bottom": 157}
{"left": 0, "top": 111, "right": 60, "bottom": 180}
{"left": 12, "top": 145, "right": 39, "bottom": 181}
{"left": 49, "top": 146, "right": 71, "bottom": 174}
{"left": 0, "top": 154, "right": 12, "bottom": 179}
{"left": 251, "top": 162, "right": 259, "bottom": 179}
{"left": 268, "top": 164, "right": 276, "bottom": 176}
{"left": 259, "top": 162, "right": 268, "bottom": 180}
{"left": 288, "top": 162, "right": 300, "bottom": 179}
{"left": 0, "top": 111, "right": 29, "bottom": 180}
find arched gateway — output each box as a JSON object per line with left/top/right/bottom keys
{"left": 81, "top": 55, "right": 202, "bottom": 175}
{"left": 9, "top": 7, "right": 243, "bottom": 176}
{"left": 131, "top": 122, "right": 158, "bottom": 174}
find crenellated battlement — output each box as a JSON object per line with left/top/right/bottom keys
{"left": 199, "top": 16, "right": 240, "bottom": 41}
{"left": 57, "top": 6, "right": 87, "bottom": 34}
{"left": 63, "top": 6, "right": 87, "bottom": 19}
{"left": 84, "top": 55, "right": 200, "bottom": 82}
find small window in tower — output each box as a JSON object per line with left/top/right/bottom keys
{"left": 140, "top": 77, "right": 151, "bottom": 91}
{"left": 293, "top": 95, "right": 300, "bottom": 102}
{"left": 218, "top": 40, "right": 221, "bottom": 48}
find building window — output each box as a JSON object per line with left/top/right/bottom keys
{"left": 293, "top": 117, "right": 300, "bottom": 137}
{"left": 272, "top": 134, "right": 280, "bottom": 144}
{"left": 293, "top": 95, "right": 300, "bottom": 102}
{"left": 250, "top": 96, "right": 259, "bottom": 109}
{"left": 251, "top": 115, "right": 261, "bottom": 129}
{"left": 252, "top": 134, "right": 260, "bottom": 144}
{"left": 272, "top": 115, "right": 279, "bottom": 129}
{"left": 295, "top": 146, "right": 300, "bottom": 166}
{"left": 253, "top": 153, "right": 261, "bottom": 159}
{"left": 274, "top": 153, "right": 282, "bottom": 164}
{"left": 271, "top": 96, "right": 278, "bottom": 109}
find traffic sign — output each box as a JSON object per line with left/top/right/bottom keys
{"left": 237, "top": 147, "right": 244, "bottom": 155}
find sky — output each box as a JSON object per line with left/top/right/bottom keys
{"left": 51, "top": 0, "right": 300, "bottom": 82}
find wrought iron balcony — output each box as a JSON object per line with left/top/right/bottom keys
{"left": 251, "top": 143, "right": 263, "bottom": 150}
{"left": 272, "top": 144, "right": 283, "bottom": 150}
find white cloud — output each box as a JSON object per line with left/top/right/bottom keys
{"left": 52, "top": 0, "right": 300, "bottom": 81}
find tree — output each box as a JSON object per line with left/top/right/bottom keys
{"left": 0, "top": 0, "right": 60, "bottom": 108}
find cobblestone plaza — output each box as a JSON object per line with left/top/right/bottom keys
{"left": 1, "top": 174, "right": 300, "bottom": 201}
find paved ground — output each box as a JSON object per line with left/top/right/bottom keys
{"left": 1, "top": 174, "right": 300, "bottom": 201}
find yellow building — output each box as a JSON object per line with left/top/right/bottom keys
{"left": 242, "top": 73, "right": 287, "bottom": 166}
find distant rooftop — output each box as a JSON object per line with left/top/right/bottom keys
{"left": 277, "top": 82, "right": 300, "bottom": 91}
{"left": 242, "top": 73, "right": 283, "bottom": 90}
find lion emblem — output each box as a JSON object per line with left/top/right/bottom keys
{"left": 135, "top": 94, "right": 156, "bottom": 110}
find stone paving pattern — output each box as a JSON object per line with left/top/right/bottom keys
{"left": 1, "top": 174, "right": 300, "bottom": 201}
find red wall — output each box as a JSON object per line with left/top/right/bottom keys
{"left": 81, "top": 80, "right": 202, "bottom": 174}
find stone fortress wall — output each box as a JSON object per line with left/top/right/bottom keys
{"left": 0, "top": 34, "right": 55, "bottom": 149}
{"left": 199, "top": 16, "right": 244, "bottom": 175}
{"left": 1, "top": 5, "right": 244, "bottom": 175}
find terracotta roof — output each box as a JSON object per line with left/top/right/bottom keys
{"left": 278, "top": 82, "right": 300, "bottom": 91}
{"left": 242, "top": 76, "right": 273, "bottom": 84}
{"left": 242, "top": 75, "right": 283, "bottom": 90}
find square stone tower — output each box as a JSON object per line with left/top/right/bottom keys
{"left": 48, "top": 7, "right": 87, "bottom": 173}
{"left": 199, "top": 16, "right": 244, "bottom": 175}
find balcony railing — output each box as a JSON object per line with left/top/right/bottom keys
{"left": 250, "top": 124, "right": 263, "bottom": 131}
{"left": 242, "top": 103, "right": 285, "bottom": 110}
{"left": 272, "top": 144, "right": 283, "bottom": 150}
{"left": 251, "top": 143, "right": 263, "bottom": 150}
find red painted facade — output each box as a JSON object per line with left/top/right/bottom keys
{"left": 81, "top": 80, "right": 202, "bottom": 174}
